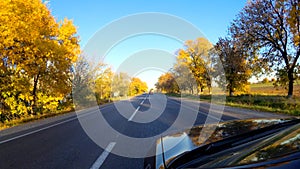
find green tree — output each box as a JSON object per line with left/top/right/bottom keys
{"left": 230, "top": 0, "right": 300, "bottom": 97}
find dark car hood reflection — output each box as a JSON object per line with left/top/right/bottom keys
{"left": 158, "top": 118, "right": 294, "bottom": 167}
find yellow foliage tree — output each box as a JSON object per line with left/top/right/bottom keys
{"left": 155, "top": 73, "right": 179, "bottom": 93}
{"left": 94, "top": 67, "right": 113, "bottom": 102}
{"left": 172, "top": 55, "right": 197, "bottom": 94}
{"left": 129, "top": 77, "right": 148, "bottom": 96}
{"left": 177, "top": 38, "right": 213, "bottom": 94}
{"left": 0, "top": 0, "right": 80, "bottom": 120}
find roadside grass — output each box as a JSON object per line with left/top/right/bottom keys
{"left": 166, "top": 93, "right": 300, "bottom": 116}
{"left": 0, "top": 107, "right": 74, "bottom": 130}
{"left": 0, "top": 96, "right": 136, "bottom": 130}
{"left": 225, "top": 95, "right": 300, "bottom": 116}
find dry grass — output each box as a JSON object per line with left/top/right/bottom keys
{"left": 0, "top": 108, "right": 74, "bottom": 131}
{"left": 250, "top": 82, "right": 300, "bottom": 96}
{"left": 167, "top": 82, "right": 300, "bottom": 116}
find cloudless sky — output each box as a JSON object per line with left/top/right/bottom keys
{"left": 48, "top": 0, "right": 248, "bottom": 89}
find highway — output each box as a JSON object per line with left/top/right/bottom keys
{"left": 0, "top": 94, "right": 287, "bottom": 169}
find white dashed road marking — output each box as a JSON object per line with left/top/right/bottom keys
{"left": 128, "top": 95, "right": 148, "bottom": 121}
{"left": 89, "top": 142, "right": 116, "bottom": 169}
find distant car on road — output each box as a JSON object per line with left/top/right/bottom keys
{"left": 144, "top": 117, "right": 300, "bottom": 169}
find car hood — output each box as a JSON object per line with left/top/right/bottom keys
{"left": 155, "top": 118, "right": 295, "bottom": 168}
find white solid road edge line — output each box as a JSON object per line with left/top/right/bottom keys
{"left": 0, "top": 106, "right": 109, "bottom": 145}
{"left": 0, "top": 116, "right": 78, "bottom": 145}
{"left": 90, "top": 142, "right": 116, "bottom": 169}
{"left": 169, "top": 98, "right": 224, "bottom": 122}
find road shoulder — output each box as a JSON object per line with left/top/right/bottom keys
{"left": 168, "top": 96, "right": 292, "bottom": 120}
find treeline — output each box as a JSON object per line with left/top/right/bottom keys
{"left": 0, "top": 0, "right": 148, "bottom": 123}
{"left": 156, "top": 0, "right": 300, "bottom": 98}
{"left": 72, "top": 57, "right": 148, "bottom": 109}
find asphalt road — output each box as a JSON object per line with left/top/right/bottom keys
{"left": 0, "top": 94, "right": 288, "bottom": 169}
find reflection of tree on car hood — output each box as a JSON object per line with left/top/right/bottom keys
{"left": 144, "top": 118, "right": 300, "bottom": 169}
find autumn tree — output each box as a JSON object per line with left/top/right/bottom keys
{"left": 72, "top": 56, "right": 108, "bottom": 108}
{"left": 262, "top": 78, "right": 270, "bottom": 84}
{"left": 128, "top": 77, "right": 148, "bottom": 96}
{"left": 213, "top": 38, "right": 252, "bottom": 96}
{"left": 111, "top": 72, "right": 131, "bottom": 97}
{"left": 0, "top": 0, "right": 80, "bottom": 119}
{"left": 172, "top": 54, "right": 197, "bottom": 94}
{"left": 231, "top": 0, "right": 300, "bottom": 97}
{"left": 94, "top": 67, "right": 113, "bottom": 101}
{"left": 178, "top": 38, "right": 213, "bottom": 94}
{"left": 155, "top": 73, "right": 179, "bottom": 93}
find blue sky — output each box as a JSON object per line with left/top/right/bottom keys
{"left": 49, "top": 0, "right": 247, "bottom": 46}
{"left": 49, "top": 0, "right": 247, "bottom": 89}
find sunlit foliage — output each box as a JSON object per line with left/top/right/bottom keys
{"left": 0, "top": 0, "right": 80, "bottom": 121}
{"left": 128, "top": 77, "right": 148, "bottom": 96}
{"left": 231, "top": 0, "right": 300, "bottom": 97}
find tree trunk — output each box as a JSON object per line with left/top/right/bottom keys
{"left": 287, "top": 69, "right": 294, "bottom": 98}
{"left": 229, "top": 87, "right": 234, "bottom": 97}
{"left": 228, "top": 79, "right": 234, "bottom": 96}
{"left": 31, "top": 72, "right": 40, "bottom": 115}
{"left": 208, "top": 87, "right": 211, "bottom": 95}
{"left": 196, "top": 86, "right": 200, "bottom": 95}
{"left": 189, "top": 85, "right": 194, "bottom": 95}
